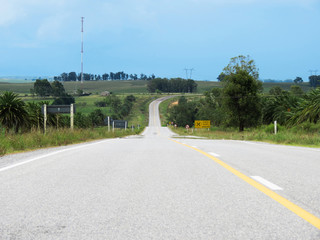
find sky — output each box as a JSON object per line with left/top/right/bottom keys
{"left": 0, "top": 0, "right": 320, "bottom": 81}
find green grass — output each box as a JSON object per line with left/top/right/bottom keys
{"left": 1, "top": 80, "right": 313, "bottom": 95}
{"left": 0, "top": 127, "right": 142, "bottom": 156}
{"left": 169, "top": 126, "right": 320, "bottom": 147}
{"left": 0, "top": 94, "right": 154, "bottom": 156}
{"left": 159, "top": 96, "right": 320, "bottom": 147}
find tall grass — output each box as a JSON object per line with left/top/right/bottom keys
{"left": 171, "top": 126, "right": 320, "bottom": 147}
{"left": 0, "top": 127, "right": 142, "bottom": 156}
{"left": 0, "top": 94, "right": 154, "bottom": 156}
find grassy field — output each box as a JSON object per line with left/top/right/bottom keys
{"left": 0, "top": 80, "right": 312, "bottom": 95}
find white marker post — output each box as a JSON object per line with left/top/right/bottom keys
{"left": 112, "top": 121, "right": 115, "bottom": 133}
{"left": 70, "top": 104, "right": 74, "bottom": 130}
{"left": 43, "top": 104, "right": 47, "bottom": 134}
{"left": 274, "top": 120, "right": 277, "bottom": 134}
{"left": 108, "top": 116, "right": 110, "bottom": 132}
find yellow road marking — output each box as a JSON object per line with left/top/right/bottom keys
{"left": 170, "top": 138, "right": 320, "bottom": 230}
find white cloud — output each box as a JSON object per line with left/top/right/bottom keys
{"left": 0, "top": 1, "right": 25, "bottom": 26}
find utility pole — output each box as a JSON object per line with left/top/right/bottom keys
{"left": 184, "top": 68, "right": 189, "bottom": 79}
{"left": 189, "top": 68, "right": 194, "bottom": 79}
{"left": 81, "top": 17, "right": 84, "bottom": 86}
{"left": 184, "top": 68, "right": 195, "bottom": 79}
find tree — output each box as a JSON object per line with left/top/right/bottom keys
{"left": 51, "top": 80, "right": 66, "bottom": 97}
{"left": 34, "top": 79, "right": 52, "bottom": 97}
{"left": 293, "top": 77, "right": 303, "bottom": 84}
{"left": 88, "top": 109, "right": 105, "bottom": 127}
{"left": 68, "top": 72, "right": 77, "bottom": 81}
{"left": 309, "top": 75, "right": 320, "bottom": 88}
{"left": 0, "top": 92, "right": 29, "bottom": 134}
{"left": 168, "top": 96, "right": 198, "bottom": 127}
{"left": 26, "top": 102, "right": 43, "bottom": 131}
{"left": 262, "top": 91, "right": 299, "bottom": 125}
{"left": 217, "top": 73, "right": 226, "bottom": 82}
{"left": 288, "top": 88, "right": 320, "bottom": 125}
{"left": 196, "top": 88, "right": 226, "bottom": 126}
{"left": 290, "top": 85, "right": 304, "bottom": 96}
{"left": 222, "top": 56, "right": 262, "bottom": 131}
{"left": 223, "top": 55, "right": 259, "bottom": 80}
{"left": 52, "top": 94, "right": 75, "bottom": 105}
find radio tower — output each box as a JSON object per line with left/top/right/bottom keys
{"left": 81, "top": 17, "right": 84, "bottom": 86}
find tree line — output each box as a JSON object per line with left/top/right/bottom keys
{"left": 0, "top": 91, "right": 137, "bottom": 134}
{"left": 168, "top": 55, "right": 320, "bottom": 131}
{"left": 147, "top": 78, "right": 197, "bottom": 93}
{"left": 53, "top": 71, "right": 156, "bottom": 81}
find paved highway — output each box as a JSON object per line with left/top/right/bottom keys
{"left": 0, "top": 97, "right": 320, "bottom": 239}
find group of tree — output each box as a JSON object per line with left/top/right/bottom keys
{"left": 169, "top": 55, "right": 320, "bottom": 132}
{"left": 147, "top": 78, "right": 197, "bottom": 93}
{"left": 94, "top": 94, "right": 136, "bottom": 119}
{"left": 53, "top": 72, "right": 156, "bottom": 81}
{"left": 0, "top": 91, "right": 117, "bottom": 134}
{"left": 32, "top": 79, "right": 75, "bottom": 105}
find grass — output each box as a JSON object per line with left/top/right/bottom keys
{"left": 159, "top": 96, "right": 320, "bottom": 147}
{"left": 0, "top": 127, "right": 142, "bottom": 156}
{"left": 169, "top": 127, "right": 320, "bottom": 147}
{"left": 0, "top": 80, "right": 313, "bottom": 95}
{"left": 0, "top": 94, "right": 154, "bottom": 156}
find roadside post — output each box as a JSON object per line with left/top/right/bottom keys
{"left": 70, "top": 104, "right": 74, "bottom": 131}
{"left": 112, "top": 121, "right": 115, "bottom": 132}
{"left": 274, "top": 121, "right": 277, "bottom": 134}
{"left": 108, "top": 116, "right": 110, "bottom": 132}
{"left": 43, "top": 104, "right": 47, "bottom": 134}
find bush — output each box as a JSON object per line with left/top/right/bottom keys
{"left": 264, "top": 123, "right": 283, "bottom": 134}
{"left": 94, "top": 101, "right": 107, "bottom": 107}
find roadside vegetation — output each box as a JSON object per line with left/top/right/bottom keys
{"left": 0, "top": 83, "right": 155, "bottom": 155}
{"left": 160, "top": 55, "right": 320, "bottom": 147}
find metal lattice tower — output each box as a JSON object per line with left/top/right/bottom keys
{"left": 81, "top": 17, "right": 84, "bottom": 85}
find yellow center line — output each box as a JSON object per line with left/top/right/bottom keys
{"left": 169, "top": 138, "right": 320, "bottom": 230}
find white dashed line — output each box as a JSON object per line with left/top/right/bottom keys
{"left": 209, "top": 152, "right": 221, "bottom": 157}
{"left": 251, "top": 176, "right": 283, "bottom": 190}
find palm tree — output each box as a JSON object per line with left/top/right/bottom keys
{"left": 0, "top": 91, "right": 29, "bottom": 134}
{"left": 26, "top": 102, "right": 43, "bottom": 131}
{"left": 288, "top": 88, "right": 320, "bottom": 125}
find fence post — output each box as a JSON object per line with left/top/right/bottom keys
{"left": 70, "top": 104, "right": 74, "bottom": 131}
{"left": 43, "top": 104, "right": 47, "bottom": 134}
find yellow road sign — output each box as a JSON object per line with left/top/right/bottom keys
{"left": 194, "top": 120, "right": 211, "bottom": 128}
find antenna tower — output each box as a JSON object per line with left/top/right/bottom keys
{"left": 81, "top": 17, "right": 84, "bottom": 86}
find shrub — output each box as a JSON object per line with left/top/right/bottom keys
{"left": 264, "top": 123, "right": 283, "bottom": 134}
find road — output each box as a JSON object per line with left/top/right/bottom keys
{"left": 0, "top": 97, "right": 320, "bottom": 239}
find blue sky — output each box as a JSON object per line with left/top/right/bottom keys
{"left": 0, "top": 0, "right": 319, "bottom": 81}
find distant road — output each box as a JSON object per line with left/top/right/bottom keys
{"left": 0, "top": 97, "right": 319, "bottom": 239}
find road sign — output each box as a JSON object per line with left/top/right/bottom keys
{"left": 194, "top": 120, "right": 210, "bottom": 128}
{"left": 41, "top": 105, "right": 76, "bottom": 114}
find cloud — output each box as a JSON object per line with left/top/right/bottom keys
{"left": 0, "top": 1, "right": 25, "bottom": 26}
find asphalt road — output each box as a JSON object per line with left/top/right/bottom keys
{"left": 0, "top": 97, "right": 320, "bottom": 239}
